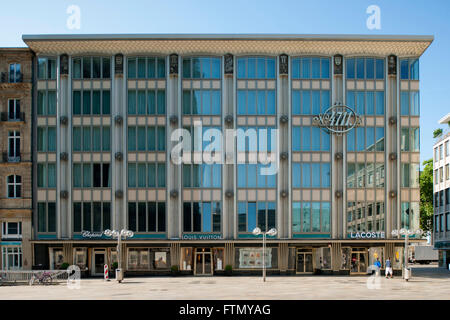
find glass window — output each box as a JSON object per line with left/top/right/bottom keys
{"left": 312, "top": 163, "right": 321, "bottom": 187}
{"left": 82, "top": 57, "right": 91, "bottom": 79}
{"left": 401, "top": 92, "right": 409, "bottom": 115}
{"left": 375, "top": 59, "right": 384, "bottom": 79}
{"left": 128, "top": 58, "right": 137, "bottom": 79}
{"left": 302, "top": 163, "right": 311, "bottom": 187}
{"left": 411, "top": 91, "right": 419, "bottom": 116}
{"left": 346, "top": 58, "right": 355, "bottom": 79}
{"left": 322, "top": 163, "right": 330, "bottom": 187}
{"left": 400, "top": 60, "right": 409, "bottom": 79}
{"left": 301, "top": 58, "right": 310, "bottom": 78}
{"left": 102, "top": 58, "right": 111, "bottom": 78}
{"left": 410, "top": 59, "right": 419, "bottom": 80}
{"left": 366, "top": 58, "right": 374, "bottom": 79}
{"left": 48, "top": 127, "right": 56, "bottom": 152}
{"left": 375, "top": 91, "right": 384, "bottom": 115}
{"left": 356, "top": 58, "right": 365, "bottom": 79}
{"left": 302, "top": 202, "right": 311, "bottom": 232}
{"left": 47, "top": 91, "right": 56, "bottom": 115}
{"left": 82, "top": 164, "right": 91, "bottom": 187}
{"left": 322, "top": 202, "right": 330, "bottom": 232}
{"left": 312, "top": 202, "right": 321, "bottom": 232}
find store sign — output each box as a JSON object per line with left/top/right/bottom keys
{"left": 313, "top": 103, "right": 362, "bottom": 134}
{"left": 81, "top": 231, "right": 104, "bottom": 238}
{"left": 182, "top": 233, "right": 223, "bottom": 240}
{"left": 348, "top": 231, "right": 385, "bottom": 239}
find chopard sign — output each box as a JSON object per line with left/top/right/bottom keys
{"left": 81, "top": 231, "right": 104, "bottom": 238}
{"left": 313, "top": 103, "right": 362, "bottom": 135}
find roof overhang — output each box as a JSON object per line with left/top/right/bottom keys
{"left": 22, "top": 33, "right": 433, "bottom": 57}
{"left": 438, "top": 113, "right": 450, "bottom": 124}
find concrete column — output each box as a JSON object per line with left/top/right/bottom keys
{"left": 278, "top": 54, "right": 289, "bottom": 239}
{"left": 276, "top": 54, "right": 288, "bottom": 239}
{"left": 386, "top": 55, "right": 398, "bottom": 236}
{"left": 167, "top": 54, "right": 180, "bottom": 239}
{"left": 58, "top": 54, "right": 71, "bottom": 238}
{"left": 112, "top": 54, "right": 125, "bottom": 230}
{"left": 332, "top": 242, "right": 342, "bottom": 271}
{"left": 22, "top": 217, "right": 32, "bottom": 270}
{"left": 63, "top": 242, "right": 73, "bottom": 264}
{"left": 223, "top": 54, "right": 234, "bottom": 240}
{"left": 333, "top": 55, "right": 345, "bottom": 238}
{"left": 278, "top": 242, "right": 289, "bottom": 272}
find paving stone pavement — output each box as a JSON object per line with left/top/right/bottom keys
{"left": 0, "top": 265, "right": 448, "bottom": 300}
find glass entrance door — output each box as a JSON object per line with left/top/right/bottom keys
{"left": 194, "top": 249, "right": 213, "bottom": 275}
{"left": 350, "top": 251, "right": 368, "bottom": 274}
{"left": 93, "top": 251, "right": 105, "bottom": 276}
{"left": 296, "top": 250, "right": 313, "bottom": 274}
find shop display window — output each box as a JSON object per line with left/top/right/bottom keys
{"left": 288, "top": 247, "right": 297, "bottom": 270}
{"left": 110, "top": 250, "right": 118, "bottom": 266}
{"left": 152, "top": 249, "right": 170, "bottom": 269}
{"left": 51, "top": 248, "right": 64, "bottom": 269}
{"left": 127, "top": 248, "right": 149, "bottom": 270}
{"left": 368, "top": 247, "right": 384, "bottom": 268}
{"left": 341, "top": 247, "right": 351, "bottom": 270}
{"left": 314, "top": 247, "right": 331, "bottom": 270}
{"left": 73, "top": 248, "right": 87, "bottom": 269}
{"left": 213, "top": 248, "right": 224, "bottom": 270}
{"left": 181, "top": 247, "right": 193, "bottom": 271}
{"left": 393, "top": 247, "right": 403, "bottom": 269}
{"left": 237, "top": 247, "right": 273, "bottom": 269}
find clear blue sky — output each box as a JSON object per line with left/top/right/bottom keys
{"left": 1, "top": 0, "right": 449, "bottom": 166}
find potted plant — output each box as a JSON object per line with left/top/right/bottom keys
{"left": 225, "top": 264, "right": 233, "bottom": 276}
{"left": 59, "top": 262, "right": 70, "bottom": 270}
{"left": 171, "top": 265, "right": 179, "bottom": 276}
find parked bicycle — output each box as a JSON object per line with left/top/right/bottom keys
{"left": 29, "top": 271, "right": 53, "bottom": 285}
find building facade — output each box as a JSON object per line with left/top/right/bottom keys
{"left": 433, "top": 113, "right": 450, "bottom": 268}
{"left": 0, "top": 48, "right": 33, "bottom": 270}
{"left": 23, "top": 34, "right": 432, "bottom": 276}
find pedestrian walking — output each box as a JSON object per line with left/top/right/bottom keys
{"left": 385, "top": 257, "right": 393, "bottom": 278}
{"left": 374, "top": 258, "right": 381, "bottom": 276}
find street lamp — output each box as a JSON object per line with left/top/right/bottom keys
{"left": 391, "top": 228, "right": 423, "bottom": 281}
{"left": 104, "top": 229, "right": 134, "bottom": 283}
{"left": 252, "top": 227, "right": 277, "bottom": 282}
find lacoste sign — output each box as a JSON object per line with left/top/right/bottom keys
{"left": 313, "top": 103, "right": 362, "bottom": 135}
{"left": 348, "top": 231, "right": 385, "bottom": 239}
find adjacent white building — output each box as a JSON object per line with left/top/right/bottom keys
{"left": 433, "top": 113, "right": 450, "bottom": 267}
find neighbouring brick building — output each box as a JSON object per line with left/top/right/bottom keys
{"left": 0, "top": 48, "right": 33, "bottom": 270}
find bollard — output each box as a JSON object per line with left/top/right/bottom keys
{"left": 104, "top": 264, "right": 109, "bottom": 281}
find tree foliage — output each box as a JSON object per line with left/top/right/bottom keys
{"left": 433, "top": 128, "right": 443, "bottom": 138}
{"left": 419, "top": 159, "right": 434, "bottom": 232}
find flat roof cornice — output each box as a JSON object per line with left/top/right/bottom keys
{"left": 22, "top": 33, "right": 434, "bottom": 42}
{"left": 22, "top": 33, "right": 433, "bottom": 57}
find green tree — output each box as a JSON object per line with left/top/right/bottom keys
{"left": 419, "top": 159, "right": 434, "bottom": 232}
{"left": 433, "top": 128, "right": 443, "bottom": 138}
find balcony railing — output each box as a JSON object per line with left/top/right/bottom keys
{"left": 1, "top": 112, "right": 25, "bottom": 122}
{"left": 1, "top": 152, "right": 21, "bottom": 163}
{"left": 0, "top": 72, "right": 22, "bottom": 83}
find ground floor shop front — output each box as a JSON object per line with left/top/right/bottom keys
{"left": 31, "top": 240, "right": 420, "bottom": 276}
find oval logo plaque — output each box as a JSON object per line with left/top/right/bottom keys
{"left": 313, "top": 103, "right": 361, "bottom": 134}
